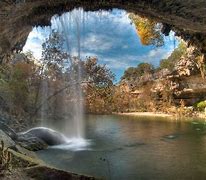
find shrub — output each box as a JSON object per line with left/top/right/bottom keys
{"left": 196, "top": 100, "right": 206, "bottom": 111}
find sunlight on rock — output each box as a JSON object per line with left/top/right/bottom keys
{"left": 0, "top": 1, "right": 206, "bottom": 179}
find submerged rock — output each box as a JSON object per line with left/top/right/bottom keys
{"left": 163, "top": 134, "right": 179, "bottom": 140}
{"left": 17, "top": 135, "right": 48, "bottom": 151}
{"left": 0, "top": 122, "right": 68, "bottom": 151}
{"left": 17, "top": 127, "right": 69, "bottom": 151}
{"left": 19, "top": 127, "right": 68, "bottom": 146}
{"left": 0, "top": 122, "right": 96, "bottom": 179}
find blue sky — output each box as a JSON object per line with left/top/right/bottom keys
{"left": 23, "top": 9, "right": 178, "bottom": 82}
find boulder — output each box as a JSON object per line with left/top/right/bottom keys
{"left": 18, "top": 127, "right": 67, "bottom": 146}
{"left": 17, "top": 135, "right": 48, "bottom": 151}
{"left": 0, "top": 121, "right": 67, "bottom": 151}
{"left": 0, "top": 122, "right": 48, "bottom": 151}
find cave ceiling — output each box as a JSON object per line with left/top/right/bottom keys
{"left": 0, "top": 0, "right": 206, "bottom": 61}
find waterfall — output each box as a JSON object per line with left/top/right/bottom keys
{"left": 40, "top": 78, "right": 49, "bottom": 126}
{"left": 72, "top": 8, "right": 84, "bottom": 138}
{"left": 39, "top": 8, "right": 86, "bottom": 139}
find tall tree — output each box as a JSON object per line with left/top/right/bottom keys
{"left": 41, "top": 30, "right": 69, "bottom": 78}
{"left": 121, "top": 62, "right": 154, "bottom": 80}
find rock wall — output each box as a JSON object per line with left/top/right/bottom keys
{"left": 173, "top": 75, "right": 206, "bottom": 105}
{"left": 122, "top": 46, "right": 206, "bottom": 106}
{"left": 0, "top": 0, "right": 206, "bottom": 61}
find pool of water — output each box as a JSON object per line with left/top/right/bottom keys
{"left": 37, "top": 115, "right": 206, "bottom": 180}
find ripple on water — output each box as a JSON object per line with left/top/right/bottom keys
{"left": 49, "top": 138, "right": 93, "bottom": 151}
{"left": 162, "top": 134, "right": 180, "bottom": 141}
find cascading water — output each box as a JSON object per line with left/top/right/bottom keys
{"left": 55, "top": 8, "right": 85, "bottom": 139}
{"left": 38, "top": 9, "right": 90, "bottom": 149}
{"left": 40, "top": 78, "right": 49, "bottom": 126}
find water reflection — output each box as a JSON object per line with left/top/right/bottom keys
{"left": 37, "top": 115, "right": 206, "bottom": 179}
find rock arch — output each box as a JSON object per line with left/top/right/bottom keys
{"left": 0, "top": 0, "right": 206, "bottom": 61}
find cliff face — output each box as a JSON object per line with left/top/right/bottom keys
{"left": 153, "top": 48, "right": 206, "bottom": 106}
{"left": 1, "top": 0, "right": 206, "bottom": 61}
{"left": 174, "top": 75, "right": 206, "bottom": 105}
{"left": 122, "top": 47, "right": 206, "bottom": 106}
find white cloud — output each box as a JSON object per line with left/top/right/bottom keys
{"left": 22, "top": 8, "right": 177, "bottom": 81}
{"left": 100, "top": 54, "right": 141, "bottom": 70}
{"left": 137, "top": 45, "right": 174, "bottom": 66}
{"left": 147, "top": 48, "right": 169, "bottom": 62}
{"left": 103, "top": 57, "right": 132, "bottom": 69}
{"left": 83, "top": 33, "right": 115, "bottom": 52}
{"left": 80, "top": 52, "right": 99, "bottom": 59}
{"left": 23, "top": 27, "right": 51, "bottom": 59}
{"left": 23, "top": 40, "right": 42, "bottom": 59}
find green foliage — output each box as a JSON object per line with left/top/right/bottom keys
{"left": 121, "top": 67, "right": 137, "bottom": 81}
{"left": 137, "top": 63, "right": 154, "bottom": 75}
{"left": 159, "top": 42, "right": 187, "bottom": 71}
{"left": 121, "top": 62, "right": 154, "bottom": 80}
{"left": 196, "top": 101, "right": 206, "bottom": 111}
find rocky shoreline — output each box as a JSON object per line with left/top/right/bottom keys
{"left": 0, "top": 122, "right": 97, "bottom": 180}
{"left": 116, "top": 110, "right": 206, "bottom": 120}
{"left": 115, "top": 112, "right": 173, "bottom": 118}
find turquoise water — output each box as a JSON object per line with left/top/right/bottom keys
{"left": 37, "top": 115, "right": 206, "bottom": 180}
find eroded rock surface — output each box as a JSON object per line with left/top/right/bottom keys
{"left": 121, "top": 46, "right": 206, "bottom": 106}
{"left": 17, "top": 127, "right": 69, "bottom": 151}
{"left": 0, "top": 122, "right": 48, "bottom": 151}
{"left": 0, "top": 122, "right": 96, "bottom": 180}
